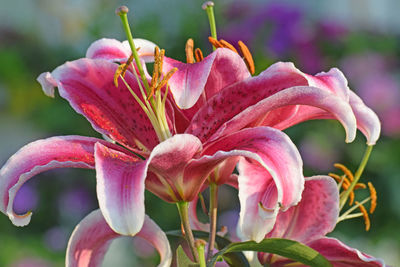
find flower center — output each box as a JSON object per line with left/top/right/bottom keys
{"left": 116, "top": 6, "right": 177, "bottom": 143}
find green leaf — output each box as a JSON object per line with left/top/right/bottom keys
{"left": 207, "top": 238, "right": 332, "bottom": 267}
{"left": 176, "top": 245, "right": 199, "bottom": 267}
{"left": 167, "top": 230, "right": 249, "bottom": 267}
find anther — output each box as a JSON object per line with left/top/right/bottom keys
{"left": 354, "top": 183, "right": 367, "bottom": 189}
{"left": 329, "top": 173, "right": 342, "bottom": 183}
{"left": 355, "top": 201, "right": 370, "bottom": 231}
{"left": 238, "top": 40, "right": 255, "bottom": 74}
{"left": 115, "top": 5, "right": 129, "bottom": 16}
{"left": 195, "top": 48, "right": 204, "bottom": 62}
{"left": 202, "top": 1, "right": 214, "bottom": 10}
{"left": 368, "top": 182, "right": 377, "bottom": 214}
{"left": 208, "top": 36, "right": 223, "bottom": 48}
{"left": 219, "top": 39, "right": 238, "bottom": 53}
{"left": 334, "top": 163, "right": 354, "bottom": 181}
{"left": 185, "top": 38, "right": 195, "bottom": 64}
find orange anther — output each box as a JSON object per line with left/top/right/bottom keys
{"left": 355, "top": 201, "right": 370, "bottom": 231}
{"left": 368, "top": 182, "right": 377, "bottom": 214}
{"left": 185, "top": 38, "right": 195, "bottom": 64}
{"left": 328, "top": 173, "right": 342, "bottom": 183}
{"left": 195, "top": 48, "right": 204, "bottom": 62}
{"left": 354, "top": 183, "right": 367, "bottom": 189}
{"left": 334, "top": 163, "right": 354, "bottom": 181}
{"left": 208, "top": 36, "right": 223, "bottom": 48}
{"left": 219, "top": 39, "right": 238, "bottom": 53}
{"left": 238, "top": 40, "right": 255, "bottom": 74}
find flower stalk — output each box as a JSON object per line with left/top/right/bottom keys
{"left": 207, "top": 182, "right": 218, "bottom": 261}
{"left": 177, "top": 201, "right": 199, "bottom": 262}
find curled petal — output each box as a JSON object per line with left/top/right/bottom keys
{"left": 308, "top": 237, "right": 387, "bottom": 267}
{"left": 205, "top": 86, "right": 357, "bottom": 144}
{"left": 37, "top": 72, "right": 57, "bottom": 97}
{"left": 267, "top": 176, "right": 339, "bottom": 243}
{"left": 0, "top": 136, "right": 116, "bottom": 226}
{"left": 163, "top": 48, "right": 250, "bottom": 109}
{"left": 145, "top": 134, "right": 203, "bottom": 202}
{"left": 86, "top": 38, "right": 157, "bottom": 63}
{"left": 188, "top": 194, "right": 209, "bottom": 232}
{"left": 66, "top": 209, "right": 172, "bottom": 267}
{"left": 95, "top": 142, "right": 147, "bottom": 235}
{"left": 39, "top": 58, "right": 159, "bottom": 151}
{"left": 349, "top": 91, "right": 381, "bottom": 145}
{"left": 187, "top": 127, "right": 304, "bottom": 242}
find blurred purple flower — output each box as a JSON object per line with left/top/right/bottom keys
{"left": 43, "top": 226, "right": 68, "bottom": 252}
{"left": 299, "top": 136, "right": 341, "bottom": 172}
{"left": 10, "top": 257, "right": 52, "bottom": 267}
{"left": 58, "top": 188, "right": 94, "bottom": 220}
{"left": 13, "top": 184, "right": 38, "bottom": 214}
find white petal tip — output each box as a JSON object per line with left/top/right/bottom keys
{"left": 9, "top": 211, "right": 32, "bottom": 227}
{"left": 37, "top": 72, "right": 57, "bottom": 98}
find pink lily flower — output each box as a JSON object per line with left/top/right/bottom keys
{"left": 257, "top": 175, "right": 386, "bottom": 266}
{"left": 66, "top": 209, "right": 172, "bottom": 267}
{"left": 0, "top": 37, "right": 379, "bottom": 245}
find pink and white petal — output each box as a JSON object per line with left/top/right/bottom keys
{"left": 95, "top": 142, "right": 147, "bottom": 235}
{"left": 146, "top": 134, "right": 203, "bottom": 202}
{"left": 163, "top": 48, "right": 250, "bottom": 109}
{"left": 86, "top": 38, "right": 131, "bottom": 61}
{"left": 43, "top": 58, "right": 159, "bottom": 150}
{"left": 200, "top": 86, "right": 357, "bottom": 144}
{"left": 187, "top": 127, "right": 304, "bottom": 241}
{"left": 349, "top": 91, "right": 381, "bottom": 145}
{"left": 86, "top": 38, "right": 156, "bottom": 62}
{"left": 236, "top": 158, "right": 280, "bottom": 242}
{"left": 66, "top": 209, "right": 172, "bottom": 267}
{"left": 0, "top": 135, "right": 117, "bottom": 226}
{"left": 267, "top": 176, "right": 339, "bottom": 244}
{"left": 308, "top": 237, "right": 386, "bottom": 267}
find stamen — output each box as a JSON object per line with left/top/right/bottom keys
{"left": 185, "top": 38, "right": 195, "bottom": 64}
{"left": 238, "top": 41, "right": 255, "bottom": 74}
{"left": 368, "top": 182, "right": 377, "bottom": 213}
{"left": 355, "top": 201, "right": 370, "bottom": 231}
{"left": 258, "top": 202, "right": 274, "bottom": 212}
{"left": 147, "top": 68, "right": 177, "bottom": 100}
{"left": 208, "top": 36, "right": 223, "bottom": 48}
{"left": 334, "top": 163, "right": 354, "bottom": 182}
{"left": 328, "top": 173, "right": 342, "bottom": 183}
{"left": 113, "top": 54, "right": 135, "bottom": 87}
{"left": 219, "top": 39, "right": 238, "bottom": 53}
{"left": 195, "top": 48, "right": 204, "bottom": 62}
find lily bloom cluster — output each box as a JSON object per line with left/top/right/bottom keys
{"left": 0, "top": 5, "right": 386, "bottom": 267}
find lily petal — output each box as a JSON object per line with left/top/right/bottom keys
{"left": 86, "top": 38, "right": 157, "bottom": 63}
{"left": 66, "top": 209, "right": 172, "bottom": 267}
{"left": 94, "top": 142, "right": 147, "bottom": 236}
{"left": 307, "top": 237, "right": 387, "bottom": 267}
{"left": 39, "top": 58, "right": 159, "bottom": 150}
{"left": 145, "top": 134, "right": 203, "bottom": 202}
{"left": 348, "top": 91, "right": 381, "bottom": 145}
{"left": 267, "top": 176, "right": 339, "bottom": 244}
{"left": 163, "top": 48, "right": 250, "bottom": 110}
{"left": 188, "top": 127, "right": 304, "bottom": 242}
{"left": 204, "top": 86, "right": 357, "bottom": 144}
{"left": 0, "top": 136, "right": 115, "bottom": 226}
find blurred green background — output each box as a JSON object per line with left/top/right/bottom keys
{"left": 0, "top": 0, "right": 399, "bottom": 266}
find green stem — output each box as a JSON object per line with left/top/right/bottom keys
{"left": 207, "top": 183, "right": 218, "bottom": 261}
{"left": 340, "top": 145, "right": 374, "bottom": 209}
{"left": 117, "top": 10, "right": 151, "bottom": 95}
{"left": 203, "top": 1, "right": 217, "bottom": 50}
{"left": 177, "top": 201, "right": 199, "bottom": 262}
{"left": 197, "top": 242, "right": 207, "bottom": 267}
